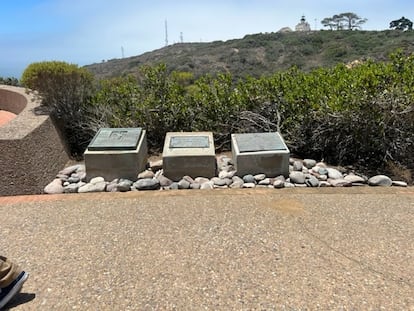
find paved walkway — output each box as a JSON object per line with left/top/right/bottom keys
{"left": 1, "top": 188, "right": 413, "bottom": 310}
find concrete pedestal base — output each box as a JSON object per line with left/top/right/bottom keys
{"left": 84, "top": 130, "right": 148, "bottom": 181}
{"left": 162, "top": 132, "right": 216, "bottom": 181}
{"left": 231, "top": 132, "right": 290, "bottom": 177}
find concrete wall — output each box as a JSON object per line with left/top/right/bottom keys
{"left": 0, "top": 85, "right": 69, "bottom": 196}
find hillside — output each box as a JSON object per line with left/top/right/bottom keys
{"left": 85, "top": 30, "right": 414, "bottom": 80}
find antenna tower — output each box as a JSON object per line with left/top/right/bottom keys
{"left": 165, "top": 19, "right": 169, "bottom": 46}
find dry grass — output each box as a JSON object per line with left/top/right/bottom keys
{"left": 386, "top": 161, "right": 413, "bottom": 184}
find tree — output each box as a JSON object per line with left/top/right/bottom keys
{"left": 339, "top": 12, "right": 367, "bottom": 30}
{"left": 321, "top": 17, "right": 336, "bottom": 30}
{"left": 390, "top": 17, "right": 413, "bottom": 31}
{"left": 321, "top": 12, "right": 367, "bottom": 30}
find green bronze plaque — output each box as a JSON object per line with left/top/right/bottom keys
{"left": 169, "top": 136, "right": 210, "bottom": 148}
{"left": 235, "top": 132, "right": 287, "bottom": 153}
{"left": 88, "top": 128, "right": 142, "bottom": 151}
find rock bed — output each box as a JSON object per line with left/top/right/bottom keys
{"left": 44, "top": 156, "right": 408, "bottom": 194}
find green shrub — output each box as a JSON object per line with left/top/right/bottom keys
{"left": 91, "top": 64, "right": 192, "bottom": 149}
{"left": 21, "top": 61, "right": 94, "bottom": 158}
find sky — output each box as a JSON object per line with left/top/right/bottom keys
{"left": 1, "top": 0, "right": 412, "bottom": 78}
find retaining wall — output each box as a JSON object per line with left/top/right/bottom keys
{"left": 0, "top": 85, "right": 69, "bottom": 196}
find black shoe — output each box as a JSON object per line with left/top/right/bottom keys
{"left": 0, "top": 271, "right": 29, "bottom": 310}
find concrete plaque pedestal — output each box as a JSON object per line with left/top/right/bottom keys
{"left": 84, "top": 128, "right": 147, "bottom": 181}
{"left": 162, "top": 132, "right": 216, "bottom": 181}
{"left": 231, "top": 132, "right": 290, "bottom": 177}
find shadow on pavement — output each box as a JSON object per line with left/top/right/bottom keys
{"left": 3, "top": 292, "right": 36, "bottom": 310}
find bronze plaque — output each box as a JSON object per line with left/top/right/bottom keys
{"left": 88, "top": 128, "right": 142, "bottom": 151}
{"left": 235, "top": 132, "right": 287, "bottom": 153}
{"left": 170, "top": 136, "right": 209, "bottom": 148}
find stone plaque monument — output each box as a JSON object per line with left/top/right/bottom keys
{"left": 231, "top": 132, "right": 290, "bottom": 177}
{"left": 84, "top": 128, "right": 147, "bottom": 181}
{"left": 162, "top": 132, "right": 216, "bottom": 181}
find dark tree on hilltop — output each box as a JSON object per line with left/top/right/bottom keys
{"left": 390, "top": 17, "right": 413, "bottom": 31}
{"left": 0, "top": 77, "right": 19, "bottom": 86}
{"left": 322, "top": 12, "right": 367, "bottom": 30}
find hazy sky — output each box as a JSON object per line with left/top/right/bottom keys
{"left": 1, "top": 0, "right": 412, "bottom": 78}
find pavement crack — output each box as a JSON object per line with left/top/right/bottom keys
{"left": 298, "top": 217, "right": 413, "bottom": 288}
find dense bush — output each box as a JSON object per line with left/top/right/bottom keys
{"left": 22, "top": 52, "right": 413, "bottom": 179}
{"left": 235, "top": 51, "right": 414, "bottom": 175}
{"left": 90, "top": 64, "right": 192, "bottom": 149}
{"left": 21, "top": 61, "right": 95, "bottom": 157}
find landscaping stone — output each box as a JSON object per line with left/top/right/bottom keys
{"left": 327, "top": 168, "right": 343, "bottom": 179}
{"left": 150, "top": 159, "right": 163, "bottom": 172}
{"left": 194, "top": 177, "right": 210, "bottom": 184}
{"left": 73, "top": 171, "right": 87, "bottom": 182}
{"left": 284, "top": 182, "right": 295, "bottom": 188}
{"left": 45, "top": 154, "right": 412, "bottom": 195}
{"left": 211, "top": 177, "right": 228, "bottom": 187}
{"left": 243, "top": 174, "right": 256, "bottom": 184}
{"left": 392, "top": 181, "right": 408, "bottom": 187}
{"left": 303, "top": 159, "right": 317, "bottom": 169}
{"left": 230, "top": 176, "right": 244, "bottom": 188}
{"left": 190, "top": 183, "right": 201, "bottom": 189}
{"left": 306, "top": 175, "right": 320, "bottom": 187}
{"left": 259, "top": 178, "right": 271, "bottom": 186}
{"left": 289, "top": 171, "right": 306, "bottom": 184}
{"left": 293, "top": 161, "right": 303, "bottom": 171}
{"left": 178, "top": 179, "right": 191, "bottom": 189}
{"left": 56, "top": 174, "right": 69, "bottom": 182}
{"left": 368, "top": 175, "right": 392, "bottom": 187}
{"left": 133, "top": 178, "right": 160, "bottom": 190}
{"left": 78, "top": 181, "right": 107, "bottom": 193}
{"left": 157, "top": 175, "right": 173, "bottom": 187}
{"left": 294, "top": 183, "right": 307, "bottom": 188}
{"left": 68, "top": 176, "right": 80, "bottom": 184}
{"left": 200, "top": 181, "right": 214, "bottom": 190}
{"left": 316, "top": 174, "right": 328, "bottom": 181}
{"left": 273, "top": 179, "right": 285, "bottom": 188}
{"left": 137, "top": 170, "right": 155, "bottom": 179}
{"left": 182, "top": 175, "right": 195, "bottom": 184}
{"left": 106, "top": 182, "right": 119, "bottom": 192}
{"left": 319, "top": 181, "right": 331, "bottom": 187}
{"left": 315, "top": 162, "right": 327, "bottom": 168}
{"left": 344, "top": 174, "right": 366, "bottom": 184}
{"left": 317, "top": 167, "right": 328, "bottom": 176}
{"left": 44, "top": 179, "right": 64, "bottom": 194}
{"left": 219, "top": 170, "right": 236, "bottom": 179}
{"left": 217, "top": 156, "right": 233, "bottom": 170}
{"left": 59, "top": 164, "right": 83, "bottom": 176}
{"left": 168, "top": 182, "right": 179, "bottom": 190}
{"left": 117, "top": 179, "right": 133, "bottom": 192}
{"left": 64, "top": 183, "right": 81, "bottom": 194}
{"left": 275, "top": 175, "right": 286, "bottom": 182}
{"left": 328, "top": 179, "right": 352, "bottom": 187}
{"left": 254, "top": 174, "right": 266, "bottom": 181}
{"left": 90, "top": 176, "right": 105, "bottom": 184}
{"left": 242, "top": 183, "right": 256, "bottom": 188}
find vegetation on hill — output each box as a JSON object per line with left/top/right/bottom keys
{"left": 85, "top": 30, "right": 414, "bottom": 80}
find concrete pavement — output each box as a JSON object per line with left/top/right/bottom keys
{"left": 1, "top": 188, "right": 413, "bottom": 310}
